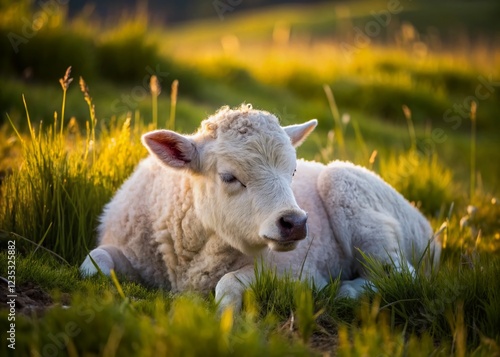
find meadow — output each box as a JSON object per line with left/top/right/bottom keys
{"left": 0, "top": 0, "right": 499, "bottom": 355}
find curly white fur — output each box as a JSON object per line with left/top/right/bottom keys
{"left": 80, "top": 104, "right": 440, "bottom": 311}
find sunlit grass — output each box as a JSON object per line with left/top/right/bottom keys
{"left": 0, "top": 73, "right": 148, "bottom": 265}
{"left": 1, "top": 243, "right": 500, "bottom": 356}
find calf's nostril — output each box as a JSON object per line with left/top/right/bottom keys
{"left": 279, "top": 216, "right": 294, "bottom": 230}
{"left": 277, "top": 213, "right": 308, "bottom": 241}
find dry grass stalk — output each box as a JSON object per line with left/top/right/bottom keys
{"left": 169, "top": 79, "right": 179, "bottom": 130}
{"left": 59, "top": 66, "right": 73, "bottom": 135}
{"left": 150, "top": 75, "right": 161, "bottom": 128}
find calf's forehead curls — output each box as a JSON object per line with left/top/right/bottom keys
{"left": 198, "top": 104, "right": 282, "bottom": 139}
{"left": 196, "top": 104, "right": 317, "bottom": 172}
{"left": 198, "top": 104, "right": 317, "bottom": 148}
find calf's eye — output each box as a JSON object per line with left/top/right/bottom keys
{"left": 220, "top": 173, "right": 237, "bottom": 183}
{"left": 219, "top": 173, "right": 246, "bottom": 188}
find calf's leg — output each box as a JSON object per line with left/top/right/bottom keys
{"left": 338, "top": 277, "right": 375, "bottom": 298}
{"left": 215, "top": 265, "right": 255, "bottom": 313}
{"left": 337, "top": 210, "right": 416, "bottom": 298}
{"left": 80, "top": 245, "right": 140, "bottom": 280}
{"left": 352, "top": 210, "right": 416, "bottom": 274}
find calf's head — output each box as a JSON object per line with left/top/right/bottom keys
{"left": 142, "top": 105, "right": 317, "bottom": 255}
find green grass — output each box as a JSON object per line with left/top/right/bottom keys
{"left": 1, "top": 248, "right": 500, "bottom": 356}
{"left": 1, "top": 1, "right": 500, "bottom": 355}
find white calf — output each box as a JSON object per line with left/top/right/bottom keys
{"left": 81, "top": 105, "right": 440, "bottom": 311}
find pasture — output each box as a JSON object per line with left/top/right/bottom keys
{"left": 0, "top": 1, "right": 499, "bottom": 355}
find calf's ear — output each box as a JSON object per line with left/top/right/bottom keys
{"left": 142, "top": 130, "right": 199, "bottom": 170}
{"left": 283, "top": 119, "right": 318, "bottom": 147}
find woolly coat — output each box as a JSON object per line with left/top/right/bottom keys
{"left": 81, "top": 105, "right": 440, "bottom": 310}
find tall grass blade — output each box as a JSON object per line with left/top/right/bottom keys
{"left": 402, "top": 105, "right": 416, "bottom": 151}
{"left": 1, "top": 230, "right": 70, "bottom": 266}
{"left": 352, "top": 118, "right": 369, "bottom": 162}
{"left": 22, "top": 94, "right": 35, "bottom": 140}
{"left": 59, "top": 66, "right": 73, "bottom": 136}
{"left": 6, "top": 113, "right": 24, "bottom": 143}
{"left": 110, "top": 269, "right": 127, "bottom": 301}
{"left": 150, "top": 75, "right": 161, "bottom": 129}
{"left": 323, "top": 84, "right": 344, "bottom": 150}
{"left": 470, "top": 101, "right": 477, "bottom": 202}
{"left": 169, "top": 79, "right": 179, "bottom": 130}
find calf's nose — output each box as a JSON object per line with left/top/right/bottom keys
{"left": 277, "top": 212, "right": 308, "bottom": 242}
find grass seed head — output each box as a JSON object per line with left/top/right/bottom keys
{"left": 79, "top": 76, "right": 92, "bottom": 105}
{"left": 150, "top": 75, "right": 161, "bottom": 96}
{"left": 59, "top": 66, "right": 73, "bottom": 91}
{"left": 402, "top": 104, "right": 411, "bottom": 120}
{"left": 470, "top": 100, "right": 477, "bottom": 121}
